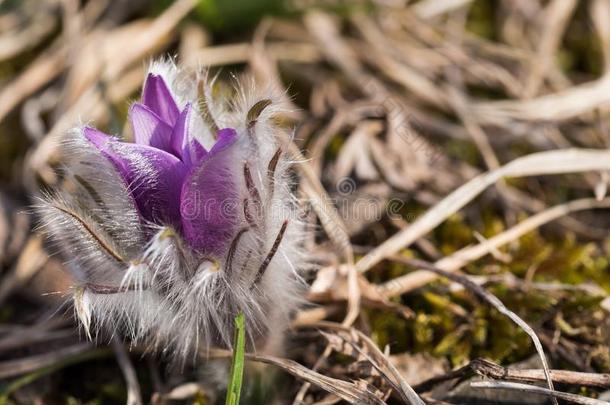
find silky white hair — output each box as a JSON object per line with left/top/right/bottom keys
{"left": 38, "top": 59, "right": 307, "bottom": 360}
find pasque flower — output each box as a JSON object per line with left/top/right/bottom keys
{"left": 39, "top": 60, "right": 305, "bottom": 357}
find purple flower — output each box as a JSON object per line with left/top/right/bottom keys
{"left": 39, "top": 60, "right": 305, "bottom": 357}
{"left": 83, "top": 74, "right": 242, "bottom": 256}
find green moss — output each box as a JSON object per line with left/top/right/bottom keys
{"left": 435, "top": 213, "right": 477, "bottom": 255}
{"left": 443, "top": 139, "right": 481, "bottom": 166}
{"left": 366, "top": 207, "right": 610, "bottom": 369}
{"left": 466, "top": 0, "right": 498, "bottom": 40}
{"left": 367, "top": 308, "right": 411, "bottom": 353}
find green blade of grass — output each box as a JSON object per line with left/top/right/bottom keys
{"left": 225, "top": 312, "right": 246, "bottom": 405}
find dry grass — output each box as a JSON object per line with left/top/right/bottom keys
{"left": 2, "top": 0, "right": 610, "bottom": 404}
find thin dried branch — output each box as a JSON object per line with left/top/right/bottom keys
{"left": 311, "top": 322, "right": 425, "bottom": 405}
{"left": 279, "top": 130, "right": 359, "bottom": 327}
{"left": 357, "top": 150, "right": 610, "bottom": 274}
{"left": 209, "top": 349, "right": 387, "bottom": 404}
{"left": 412, "top": 0, "right": 474, "bottom": 19}
{"left": 474, "top": 76, "right": 610, "bottom": 124}
{"left": 523, "top": 0, "right": 577, "bottom": 98}
{"left": 415, "top": 357, "right": 610, "bottom": 393}
{"left": 111, "top": 337, "right": 143, "bottom": 405}
{"left": 0, "top": 343, "right": 93, "bottom": 379}
{"left": 470, "top": 381, "right": 608, "bottom": 405}
{"left": 380, "top": 197, "right": 610, "bottom": 296}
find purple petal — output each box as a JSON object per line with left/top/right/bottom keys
{"left": 142, "top": 74, "right": 180, "bottom": 125}
{"left": 212, "top": 128, "right": 239, "bottom": 153}
{"left": 180, "top": 128, "right": 239, "bottom": 255}
{"left": 171, "top": 104, "right": 207, "bottom": 166}
{"left": 84, "top": 127, "right": 186, "bottom": 226}
{"left": 129, "top": 103, "right": 173, "bottom": 152}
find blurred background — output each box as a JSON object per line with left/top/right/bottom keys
{"left": 2, "top": 0, "right": 610, "bottom": 404}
